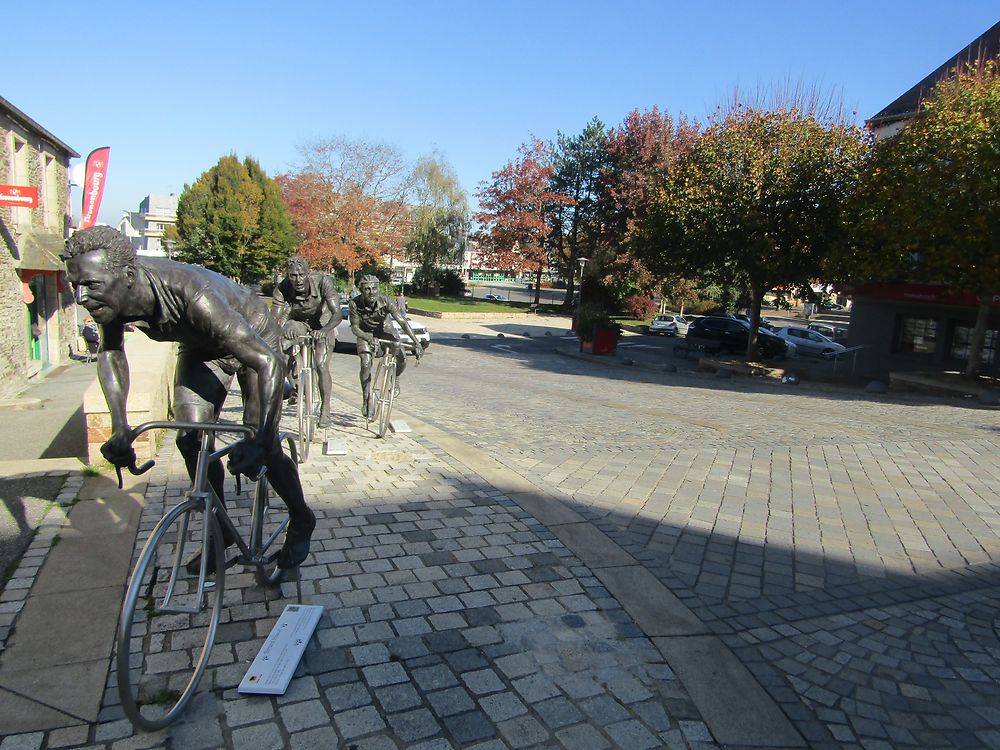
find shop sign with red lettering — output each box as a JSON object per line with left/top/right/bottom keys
{"left": 0, "top": 185, "right": 38, "bottom": 208}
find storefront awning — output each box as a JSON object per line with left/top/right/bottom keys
{"left": 13, "top": 231, "right": 65, "bottom": 272}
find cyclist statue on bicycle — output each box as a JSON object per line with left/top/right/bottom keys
{"left": 272, "top": 255, "right": 343, "bottom": 429}
{"left": 63, "top": 226, "right": 316, "bottom": 571}
{"left": 349, "top": 274, "right": 423, "bottom": 417}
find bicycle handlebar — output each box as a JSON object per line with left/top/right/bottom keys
{"left": 113, "top": 421, "right": 257, "bottom": 488}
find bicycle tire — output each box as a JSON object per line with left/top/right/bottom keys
{"left": 117, "top": 498, "right": 225, "bottom": 731}
{"left": 250, "top": 473, "right": 284, "bottom": 587}
{"left": 377, "top": 361, "right": 396, "bottom": 438}
{"left": 367, "top": 356, "right": 385, "bottom": 428}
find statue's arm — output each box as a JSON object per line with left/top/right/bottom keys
{"left": 271, "top": 281, "right": 289, "bottom": 326}
{"left": 191, "top": 293, "right": 283, "bottom": 444}
{"left": 97, "top": 323, "right": 136, "bottom": 464}
{"left": 320, "top": 279, "right": 342, "bottom": 333}
{"left": 386, "top": 305, "right": 421, "bottom": 351}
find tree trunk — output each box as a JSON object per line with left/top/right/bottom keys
{"left": 965, "top": 292, "right": 993, "bottom": 377}
{"left": 534, "top": 263, "right": 542, "bottom": 306}
{"left": 745, "top": 279, "right": 763, "bottom": 361}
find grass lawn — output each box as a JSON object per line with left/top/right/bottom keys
{"left": 611, "top": 315, "right": 648, "bottom": 327}
{"left": 408, "top": 296, "right": 568, "bottom": 315}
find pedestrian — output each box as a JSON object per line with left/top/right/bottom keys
{"left": 397, "top": 292, "right": 407, "bottom": 315}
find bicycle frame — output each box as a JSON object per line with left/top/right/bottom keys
{"left": 292, "top": 335, "right": 318, "bottom": 462}
{"left": 120, "top": 421, "right": 287, "bottom": 612}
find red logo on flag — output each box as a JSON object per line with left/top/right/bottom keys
{"left": 79, "top": 146, "right": 110, "bottom": 229}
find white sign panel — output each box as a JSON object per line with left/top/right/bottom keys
{"left": 239, "top": 604, "right": 323, "bottom": 695}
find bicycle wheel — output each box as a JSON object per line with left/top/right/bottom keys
{"left": 296, "top": 366, "right": 313, "bottom": 463}
{"left": 367, "top": 357, "right": 384, "bottom": 427}
{"left": 249, "top": 473, "right": 285, "bottom": 587}
{"left": 117, "top": 498, "right": 225, "bottom": 731}
{"left": 376, "top": 360, "right": 396, "bottom": 438}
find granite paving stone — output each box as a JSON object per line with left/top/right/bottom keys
{"left": 23, "top": 340, "right": 1000, "bottom": 749}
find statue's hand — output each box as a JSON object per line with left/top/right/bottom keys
{"left": 413, "top": 342, "right": 424, "bottom": 360}
{"left": 228, "top": 439, "right": 268, "bottom": 480}
{"left": 311, "top": 329, "right": 327, "bottom": 344}
{"left": 101, "top": 429, "right": 136, "bottom": 468}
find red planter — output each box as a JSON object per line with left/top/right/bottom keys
{"left": 593, "top": 326, "right": 619, "bottom": 355}
{"left": 580, "top": 325, "right": 619, "bottom": 355}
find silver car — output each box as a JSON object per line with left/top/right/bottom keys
{"left": 334, "top": 304, "right": 430, "bottom": 351}
{"left": 776, "top": 326, "right": 845, "bottom": 357}
{"left": 649, "top": 314, "right": 689, "bottom": 336}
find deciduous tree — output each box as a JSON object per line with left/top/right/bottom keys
{"left": 405, "top": 155, "right": 469, "bottom": 293}
{"left": 281, "top": 137, "right": 414, "bottom": 289}
{"left": 641, "top": 91, "right": 871, "bottom": 358}
{"left": 474, "top": 139, "right": 573, "bottom": 305}
{"left": 843, "top": 59, "right": 1000, "bottom": 375}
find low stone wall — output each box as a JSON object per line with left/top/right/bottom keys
{"left": 408, "top": 307, "right": 532, "bottom": 319}
{"left": 83, "top": 335, "right": 176, "bottom": 464}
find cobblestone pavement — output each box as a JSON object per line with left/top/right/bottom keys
{"left": 6, "top": 391, "right": 716, "bottom": 749}
{"left": 330, "top": 339, "right": 1000, "bottom": 749}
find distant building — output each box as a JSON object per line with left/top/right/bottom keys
{"left": 0, "top": 96, "right": 79, "bottom": 383}
{"left": 117, "top": 194, "right": 178, "bottom": 257}
{"left": 848, "top": 21, "right": 1000, "bottom": 378}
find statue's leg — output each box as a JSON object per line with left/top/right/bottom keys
{"left": 315, "top": 338, "right": 333, "bottom": 428}
{"left": 173, "top": 354, "right": 230, "bottom": 504}
{"left": 175, "top": 355, "right": 235, "bottom": 573}
{"left": 241, "top": 368, "right": 314, "bottom": 569}
{"left": 358, "top": 342, "right": 373, "bottom": 417}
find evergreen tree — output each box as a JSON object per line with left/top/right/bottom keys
{"left": 244, "top": 156, "right": 296, "bottom": 281}
{"left": 175, "top": 154, "right": 294, "bottom": 282}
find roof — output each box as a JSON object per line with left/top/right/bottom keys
{"left": 868, "top": 20, "right": 1000, "bottom": 127}
{"left": 0, "top": 96, "right": 79, "bottom": 159}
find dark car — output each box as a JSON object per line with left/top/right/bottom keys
{"left": 686, "top": 316, "right": 788, "bottom": 359}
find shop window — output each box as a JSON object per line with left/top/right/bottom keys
{"left": 896, "top": 316, "right": 938, "bottom": 354}
{"left": 950, "top": 325, "right": 998, "bottom": 367}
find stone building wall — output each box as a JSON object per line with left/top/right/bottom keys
{"left": 0, "top": 104, "right": 77, "bottom": 390}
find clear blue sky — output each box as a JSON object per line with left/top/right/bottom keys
{"left": 5, "top": 1, "right": 998, "bottom": 226}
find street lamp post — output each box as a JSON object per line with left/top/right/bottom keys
{"left": 577, "top": 257, "right": 589, "bottom": 308}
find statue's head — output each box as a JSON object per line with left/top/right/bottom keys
{"left": 358, "top": 274, "right": 380, "bottom": 301}
{"left": 286, "top": 255, "right": 309, "bottom": 294}
{"left": 63, "top": 226, "right": 138, "bottom": 325}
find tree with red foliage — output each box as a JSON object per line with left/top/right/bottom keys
{"left": 601, "top": 108, "right": 699, "bottom": 304}
{"left": 279, "top": 137, "right": 413, "bottom": 290}
{"left": 474, "top": 139, "right": 573, "bottom": 305}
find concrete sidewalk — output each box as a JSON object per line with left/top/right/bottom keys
{"left": 0, "top": 376, "right": 804, "bottom": 749}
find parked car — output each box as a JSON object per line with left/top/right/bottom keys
{"left": 461, "top": 290, "right": 473, "bottom": 297}
{"left": 807, "top": 321, "right": 848, "bottom": 341}
{"left": 819, "top": 301, "right": 845, "bottom": 310}
{"left": 334, "top": 304, "right": 431, "bottom": 351}
{"left": 686, "top": 316, "right": 789, "bottom": 359}
{"left": 649, "top": 314, "right": 689, "bottom": 336}
{"left": 734, "top": 313, "right": 777, "bottom": 331}
{"left": 776, "top": 326, "right": 845, "bottom": 357}
{"left": 484, "top": 294, "right": 505, "bottom": 301}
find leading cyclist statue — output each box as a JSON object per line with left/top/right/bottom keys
{"left": 349, "top": 275, "right": 423, "bottom": 417}
{"left": 63, "top": 226, "right": 315, "bottom": 572}
{"left": 271, "top": 255, "right": 342, "bottom": 429}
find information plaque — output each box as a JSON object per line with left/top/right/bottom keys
{"left": 238, "top": 603, "right": 323, "bottom": 695}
